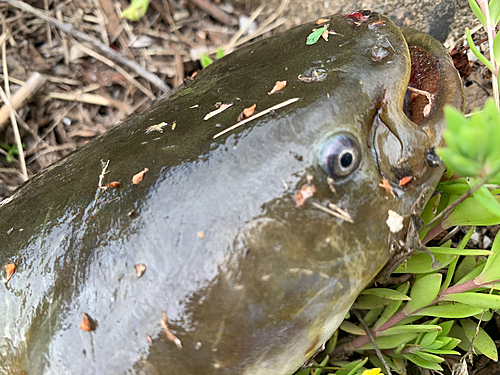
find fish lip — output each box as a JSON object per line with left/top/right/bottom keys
{"left": 372, "top": 28, "right": 465, "bottom": 189}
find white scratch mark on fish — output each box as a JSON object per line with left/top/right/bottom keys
{"left": 213, "top": 98, "right": 300, "bottom": 139}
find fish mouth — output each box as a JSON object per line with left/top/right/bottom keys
{"left": 372, "top": 28, "right": 464, "bottom": 188}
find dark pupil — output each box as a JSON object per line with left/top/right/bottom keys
{"left": 340, "top": 152, "right": 353, "bottom": 168}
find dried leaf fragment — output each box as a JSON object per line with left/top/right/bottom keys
{"left": 135, "top": 264, "right": 146, "bottom": 278}
{"left": 132, "top": 168, "right": 149, "bottom": 185}
{"left": 204, "top": 102, "right": 233, "bottom": 120}
{"left": 5, "top": 262, "right": 15, "bottom": 282}
{"left": 145, "top": 122, "right": 168, "bottom": 134}
{"left": 105, "top": 181, "right": 121, "bottom": 189}
{"left": 315, "top": 18, "right": 330, "bottom": 25}
{"left": 161, "top": 311, "right": 183, "bottom": 349}
{"left": 197, "top": 231, "right": 205, "bottom": 239}
{"left": 378, "top": 178, "right": 395, "bottom": 197}
{"left": 368, "top": 20, "right": 385, "bottom": 28}
{"left": 294, "top": 184, "right": 317, "bottom": 207}
{"left": 321, "top": 29, "right": 330, "bottom": 41}
{"left": 268, "top": 81, "right": 287, "bottom": 95}
{"left": 237, "top": 104, "right": 257, "bottom": 122}
{"left": 399, "top": 176, "right": 413, "bottom": 187}
{"left": 80, "top": 313, "right": 91, "bottom": 332}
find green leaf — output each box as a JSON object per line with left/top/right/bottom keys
{"left": 360, "top": 288, "right": 411, "bottom": 301}
{"left": 442, "top": 196, "right": 500, "bottom": 228}
{"left": 122, "top": 0, "right": 150, "bottom": 21}
{"left": 414, "top": 303, "right": 484, "bottom": 318}
{"left": 469, "top": 178, "right": 500, "bottom": 218}
{"left": 324, "top": 330, "right": 338, "bottom": 354}
{"left": 353, "top": 294, "right": 392, "bottom": 309}
{"left": 442, "top": 228, "right": 475, "bottom": 291}
{"left": 420, "top": 329, "right": 440, "bottom": 348}
{"left": 344, "top": 357, "right": 368, "bottom": 375}
{"left": 440, "top": 337, "right": 461, "bottom": 350}
{"left": 314, "top": 355, "right": 329, "bottom": 375}
{"left": 420, "top": 193, "right": 440, "bottom": 225}
{"left": 422, "top": 349, "right": 460, "bottom": 355}
{"left": 333, "top": 358, "right": 367, "bottom": 375}
{"left": 438, "top": 321, "right": 455, "bottom": 337}
{"left": 339, "top": 321, "right": 365, "bottom": 335}
{"left": 402, "top": 273, "right": 441, "bottom": 314}
{"left": 216, "top": 47, "right": 225, "bottom": 59}
{"left": 494, "top": 32, "right": 500, "bottom": 69}
{"left": 475, "top": 308, "right": 494, "bottom": 321}
{"left": 478, "top": 229, "right": 500, "bottom": 283}
{"left": 306, "top": 27, "right": 326, "bottom": 45}
{"left": 429, "top": 247, "right": 492, "bottom": 257}
{"left": 357, "top": 333, "right": 418, "bottom": 350}
{"left": 466, "top": 27, "right": 494, "bottom": 71}
{"left": 377, "top": 325, "right": 442, "bottom": 337}
{"left": 453, "top": 255, "right": 477, "bottom": 284}
{"left": 468, "top": 0, "right": 487, "bottom": 26}
{"left": 362, "top": 306, "right": 384, "bottom": 326}
{"left": 449, "top": 324, "right": 471, "bottom": 352}
{"left": 491, "top": 0, "right": 500, "bottom": 24}
{"left": 413, "top": 351, "right": 444, "bottom": 364}
{"left": 374, "top": 283, "right": 409, "bottom": 330}
{"left": 424, "top": 338, "right": 444, "bottom": 350}
{"left": 436, "top": 148, "right": 483, "bottom": 177}
{"left": 393, "top": 253, "right": 455, "bottom": 274}
{"left": 397, "top": 315, "right": 424, "bottom": 326}
{"left": 368, "top": 354, "right": 400, "bottom": 373}
{"left": 442, "top": 292, "right": 500, "bottom": 309}
{"left": 461, "top": 318, "right": 499, "bottom": 361}
{"left": 438, "top": 180, "right": 471, "bottom": 195}
{"left": 403, "top": 353, "right": 442, "bottom": 371}
{"left": 455, "top": 263, "right": 486, "bottom": 286}
{"left": 200, "top": 52, "right": 214, "bottom": 69}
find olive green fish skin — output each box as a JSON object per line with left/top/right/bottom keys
{"left": 0, "top": 12, "right": 463, "bottom": 375}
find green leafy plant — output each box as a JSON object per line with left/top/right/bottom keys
{"left": 467, "top": 0, "right": 500, "bottom": 106}
{"left": 122, "top": 0, "right": 150, "bottom": 22}
{"left": 0, "top": 142, "right": 24, "bottom": 163}
{"left": 200, "top": 48, "right": 225, "bottom": 69}
{"left": 297, "top": 1, "right": 500, "bottom": 374}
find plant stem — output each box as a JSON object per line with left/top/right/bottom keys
{"left": 478, "top": 0, "right": 500, "bottom": 107}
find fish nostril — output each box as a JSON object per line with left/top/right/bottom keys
{"left": 372, "top": 112, "right": 403, "bottom": 181}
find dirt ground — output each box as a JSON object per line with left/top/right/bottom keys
{"left": 0, "top": 0, "right": 496, "bottom": 372}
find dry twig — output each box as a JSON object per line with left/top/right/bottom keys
{"left": 187, "top": 0, "right": 236, "bottom": 26}
{"left": 0, "top": 72, "right": 46, "bottom": 130}
{"left": 3, "top": 0, "right": 170, "bottom": 93}
{"left": 0, "top": 27, "right": 27, "bottom": 180}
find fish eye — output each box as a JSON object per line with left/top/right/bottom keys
{"left": 317, "top": 134, "right": 361, "bottom": 178}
